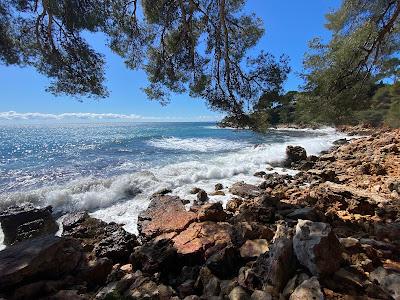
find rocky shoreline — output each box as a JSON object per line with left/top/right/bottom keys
{"left": 0, "top": 128, "right": 399, "bottom": 300}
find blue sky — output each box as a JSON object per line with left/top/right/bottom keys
{"left": 0, "top": 0, "right": 340, "bottom": 122}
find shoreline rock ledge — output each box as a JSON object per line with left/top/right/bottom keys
{"left": 0, "top": 127, "right": 399, "bottom": 299}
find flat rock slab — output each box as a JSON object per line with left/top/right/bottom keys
{"left": 0, "top": 235, "right": 82, "bottom": 289}
{"left": 138, "top": 195, "right": 196, "bottom": 240}
{"left": 170, "top": 221, "right": 234, "bottom": 257}
{"left": 229, "top": 182, "right": 262, "bottom": 199}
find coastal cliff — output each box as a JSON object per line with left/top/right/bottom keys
{"left": 0, "top": 128, "right": 399, "bottom": 300}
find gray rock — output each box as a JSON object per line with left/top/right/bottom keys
{"left": 293, "top": 220, "right": 342, "bottom": 275}
{"left": 370, "top": 267, "right": 400, "bottom": 299}
{"left": 0, "top": 204, "right": 58, "bottom": 245}
{"left": 229, "top": 182, "right": 262, "bottom": 199}
{"left": 289, "top": 277, "right": 324, "bottom": 300}
{"left": 197, "top": 189, "right": 209, "bottom": 203}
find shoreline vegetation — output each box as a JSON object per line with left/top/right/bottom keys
{"left": 0, "top": 126, "right": 399, "bottom": 299}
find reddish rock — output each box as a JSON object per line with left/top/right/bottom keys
{"left": 137, "top": 195, "right": 196, "bottom": 240}
{"left": 196, "top": 202, "right": 227, "bottom": 222}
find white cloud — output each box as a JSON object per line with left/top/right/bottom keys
{"left": 0, "top": 111, "right": 223, "bottom": 122}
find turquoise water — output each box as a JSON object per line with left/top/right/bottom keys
{"left": 0, "top": 122, "right": 345, "bottom": 233}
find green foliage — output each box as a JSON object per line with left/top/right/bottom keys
{"left": 299, "top": 0, "right": 400, "bottom": 125}
{"left": 0, "top": 0, "right": 288, "bottom": 114}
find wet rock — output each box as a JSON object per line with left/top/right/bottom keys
{"left": 0, "top": 204, "right": 58, "bottom": 245}
{"left": 252, "top": 223, "right": 296, "bottom": 291}
{"left": 197, "top": 189, "right": 209, "bottom": 203}
{"left": 229, "top": 286, "right": 250, "bottom": 300}
{"left": 197, "top": 202, "right": 227, "bottom": 222}
{"left": 369, "top": 267, "right": 400, "bottom": 299}
{"left": 287, "top": 207, "right": 317, "bottom": 221}
{"left": 254, "top": 171, "right": 267, "bottom": 178}
{"left": 289, "top": 277, "right": 324, "bottom": 300}
{"left": 0, "top": 235, "right": 82, "bottom": 289}
{"left": 137, "top": 195, "right": 196, "bottom": 240}
{"left": 215, "top": 183, "right": 224, "bottom": 191}
{"left": 152, "top": 188, "right": 172, "bottom": 197}
{"left": 285, "top": 146, "right": 307, "bottom": 167}
{"left": 333, "top": 138, "right": 349, "bottom": 146}
{"left": 293, "top": 220, "right": 342, "bottom": 275}
{"left": 239, "top": 239, "right": 269, "bottom": 259}
{"left": 229, "top": 182, "right": 262, "bottom": 199}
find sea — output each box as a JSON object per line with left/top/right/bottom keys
{"left": 0, "top": 122, "right": 347, "bottom": 245}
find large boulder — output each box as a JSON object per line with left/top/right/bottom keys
{"left": 285, "top": 146, "right": 307, "bottom": 167}
{"left": 229, "top": 182, "right": 262, "bottom": 199}
{"left": 0, "top": 204, "right": 58, "bottom": 245}
{"left": 293, "top": 220, "right": 342, "bottom": 275}
{"left": 252, "top": 223, "right": 296, "bottom": 291}
{"left": 369, "top": 267, "right": 400, "bottom": 300}
{"left": 137, "top": 195, "right": 196, "bottom": 240}
{"left": 0, "top": 235, "right": 82, "bottom": 290}
{"left": 62, "top": 212, "right": 138, "bottom": 262}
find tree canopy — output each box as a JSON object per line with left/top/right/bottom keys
{"left": 0, "top": 0, "right": 289, "bottom": 114}
{"left": 297, "top": 0, "right": 400, "bottom": 124}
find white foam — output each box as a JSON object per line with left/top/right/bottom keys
{"left": 147, "top": 137, "right": 248, "bottom": 152}
{"left": 0, "top": 128, "right": 346, "bottom": 237}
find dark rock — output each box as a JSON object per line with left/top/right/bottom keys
{"left": 229, "top": 182, "right": 262, "bottom": 199}
{"left": 226, "top": 198, "right": 244, "bottom": 213}
{"left": 251, "top": 290, "right": 272, "bottom": 300}
{"left": 197, "top": 189, "right": 209, "bottom": 203}
{"left": 190, "top": 187, "right": 202, "bottom": 194}
{"left": 215, "top": 183, "right": 224, "bottom": 191}
{"left": 76, "top": 257, "right": 113, "bottom": 288}
{"left": 0, "top": 204, "right": 58, "bottom": 245}
{"left": 285, "top": 146, "right": 307, "bottom": 167}
{"left": 123, "top": 271, "right": 159, "bottom": 299}
{"left": 388, "top": 181, "right": 400, "bottom": 193}
{"left": 93, "top": 226, "right": 139, "bottom": 263}
{"left": 152, "top": 188, "right": 172, "bottom": 197}
{"left": 333, "top": 138, "right": 349, "bottom": 146}
{"left": 0, "top": 235, "right": 82, "bottom": 289}
{"left": 137, "top": 195, "right": 196, "bottom": 240}
{"left": 131, "top": 239, "right": 178, "bottom": 275}
{"left": 62, "top": 212, "right": 138, "bottom": 262}
{"left": 252, "top": 223, "right": 296, "bottom": 291}
{"left": 369, "top": 267, "right": 400, "bottom": 299}
{"left": 359, "top": 162, "right": 386, "bottom": 175}
{"left": 287, "top": 207, "right": 317, "bottom": 221}
{"left": 293, "top": 220, "right": 342, "bottom": 275}
{"left": 233, "top": 203, "right": 275, "bottom": 224}
{"left": 206, "top": 245, "right": 240, "bottom": 279}
{"left": 253, "top": 171, "right": 267, "bottom": 178}
{"left": 48, "top": 289, "right": 88, "bottom": 300}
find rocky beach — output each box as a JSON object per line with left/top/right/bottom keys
{"left": 0, "top": 127, "right": 399, "bottom": 300}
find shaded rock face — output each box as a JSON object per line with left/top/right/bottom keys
{"left": 370, "top": 267, "right": 400, "bottom": 299}
{"left": 0, "top": 204, "right": 58, "bottom": 245}
{"left": 0, "top": 235, "right": 82, "bottom": 290}
{"left": 285, "top": 146, "right": 307, "bottom": 167}
{"left": 293, "top": 220, "right": 342, "bottom": 276}
{"left": 252, "top": 224, "right": 296, "bottom": 291}
{"left": 137, "top": 195, "right": 196, "bottom": 241}
{"left": 289, "top": 277, "right": 324, "bottom": 300}
{"left": 62, "top": 212, "right": 138, "bottom": 263}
